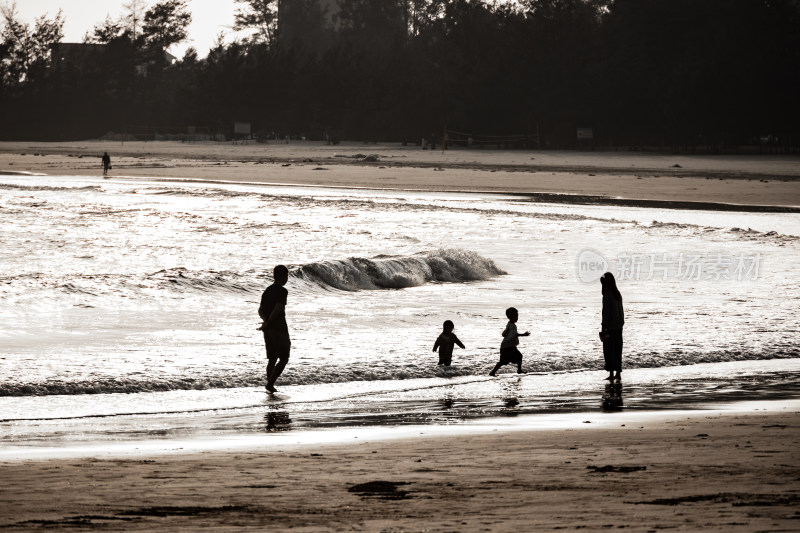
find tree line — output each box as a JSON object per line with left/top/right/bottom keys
{"left": 1, "top": 0, "right": 799, "bottom": 151}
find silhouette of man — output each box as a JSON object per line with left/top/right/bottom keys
{"left": 259, "top": 265, "right": 291, "bottom": 393}
{"left": 101, "top": 152, "right": 111, "bottom": 175}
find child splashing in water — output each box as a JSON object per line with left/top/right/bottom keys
{"left": 433, "top": 320, "right": 465, "bottom": 366}
{"left": 489, "top": 307, "right": 530, "bottom": 376}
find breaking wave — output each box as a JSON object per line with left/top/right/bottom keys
{"left": 0, "top": 249, "right": 505, "bottom": 299}
{"left": 294, "top": 249, "right": 506, "bottom": 291}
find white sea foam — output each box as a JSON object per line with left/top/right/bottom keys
{"left": 0, "top": 175, "right": 798, "bottom": 416}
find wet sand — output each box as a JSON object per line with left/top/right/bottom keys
{"left": 1, "top": 140, "right": 799, "bottom": 210}
{"left": 0, "top": 403, "right": 797, "bottom": 532}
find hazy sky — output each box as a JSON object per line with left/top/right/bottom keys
{"left": 12, "top": 0, "right": 241, "bottom": 57}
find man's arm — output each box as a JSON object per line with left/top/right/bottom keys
{"left": 266, "top": 302, "right": 284, "bottom": 327}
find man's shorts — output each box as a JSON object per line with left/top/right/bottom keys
{"left": 263, "top": 329, "right": 291, "bottom": 360}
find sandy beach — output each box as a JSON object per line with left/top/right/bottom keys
{"left": 1, "top": 140, "right": 799, "bottom": 209}
{"left": 2, "top": 141, "right": 799, "bottom": 531}
{"left": 1, "top": 403, "right": 798, "bottom": 532}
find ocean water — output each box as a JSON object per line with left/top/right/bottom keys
{"left": 1, "top": 174, "right": 799, "bottom": 452}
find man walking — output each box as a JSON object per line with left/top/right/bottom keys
{"left": 259, "top": 265, "right": 291, "bottom": 393}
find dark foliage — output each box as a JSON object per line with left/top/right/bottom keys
{"left": 1, "top": 0, "right": 798, "bottom": 150}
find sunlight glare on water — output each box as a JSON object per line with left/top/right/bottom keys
{"left": 1, "top": 175, "right": 798, "bottom": 421}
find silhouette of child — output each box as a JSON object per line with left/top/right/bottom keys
{"left": 433, "top": 320, "right": 465, "bottom": 366}
{"left": 489, "top": 307, "right": 530, "bottom": 376}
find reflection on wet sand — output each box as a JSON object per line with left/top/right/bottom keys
{"left": 264, "top": 410, "right": 292, "bottom": 432}
{"left": 602, "top": 383, "right": 623, "bottom": 411}
{"left": 501, "top": 378, "right": 522, "bottom": 412}
{"left": 250, "top": 367, "right": 799, "bottom": 433}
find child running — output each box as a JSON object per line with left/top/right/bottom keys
{"left": 433, "top": 320, "right": 465, "bottom": 366}
{"left": 489, "top": 307, "right": 530, "bottom": 376}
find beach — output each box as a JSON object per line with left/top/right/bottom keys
{"left": 1, "top": 140, "right": 799, "bottom": 531}
{"left": 1, "top": 140, "right": 799, "bottom": 209}
{"left": 1, "top": 404, "right": 798, "bottom": 532}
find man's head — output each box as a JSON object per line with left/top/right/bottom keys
{"left": 273, "top": 264, "right": 289, "bottom": 286}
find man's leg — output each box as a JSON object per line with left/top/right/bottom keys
{"left": 264, "top": 330, "right": 275, "bottom": 388}
{"left": 266, "top": 357, "right": 287, "bottom": 392}
{"left": 265, "top": 331, "right": 290, "bottom": 392}
{"left": 266, "top": 358, "right": 276, "bottom": 385}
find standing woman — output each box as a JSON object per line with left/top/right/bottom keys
{"left": 600, "top": 272, "right": 624, "bottom": 381}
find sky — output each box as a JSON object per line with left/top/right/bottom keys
{"left": 11, "top": 0, "right": 242, "bottom": 58}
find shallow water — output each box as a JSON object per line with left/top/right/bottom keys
{"left": 2, "top": 360, "right": 798, "bottom": 459}
{"left": 1, "top": 175, "right": 799, "bottom": 451}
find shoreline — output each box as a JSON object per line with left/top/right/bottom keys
{"left": 3, "top": 344, "right": 800, "bottom": 483}
{"left": 4, "top": 169, "right": 800, "bottom": 212}
{"left": 1, "top": 401, "right": 797, "bottom": 531}
{"left": 2, "top": 140, "right": 799, "bottom": 210}
{"left": 2, "top": 398, "right": 797, "bottom": 461}
{"left": 114, "top": 175, "right": 800, "bottom": 212}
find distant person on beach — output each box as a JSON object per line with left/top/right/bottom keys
{"left": 259, "top": 264, "right": 291, "bottom": 393}
{"left": 433, "top": 320, "right": 465, "bottom": 366}
{"left": 489, "top": 307, "right": 530, "bottom": 376}
{"left": 599, "top": 272, "right": 624, "bottom": 382}
{"left": 101, "top": 152, "right": 111, "bottom": 175}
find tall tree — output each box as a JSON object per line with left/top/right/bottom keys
{"left": 142, "top": 0, "right": 191, "bottom": 52}
{"left": 233, "top": 0, "right": 278, "bottom": 45}
{"left": 276, "top": 0, "right": 336, "bottom": 53}
{"left": 85, "top": 14, "right": 126, "bottom": 43}
{"left": 122, "top": 0, "right": 148, "bottom": 40}
{"left": 0, "top": 1, "right": 64, "bottom": 86}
